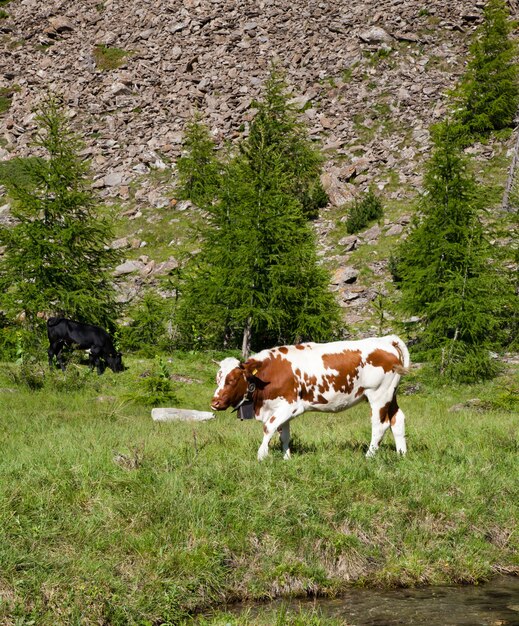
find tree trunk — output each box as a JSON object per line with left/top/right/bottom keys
{"left": 241, "top": 318, "right": 252, "bottom": 360}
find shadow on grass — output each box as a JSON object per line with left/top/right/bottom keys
{"left": 271, "top": 434, "right": 431, "bottom": 457}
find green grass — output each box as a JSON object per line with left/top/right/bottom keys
{"left": 93, "top": 45, "right": 132, "bottom": 71}
{"left": 0, "top": 86, "right": 19, "bottom": 115}
{"left": 0, "top": 354, "right": 517, "bottom": 624}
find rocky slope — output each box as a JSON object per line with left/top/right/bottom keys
{"left": 0, "top": 0, "right": 516, "bottom": 330}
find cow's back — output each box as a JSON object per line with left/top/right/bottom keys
{"left": 249, "top": 336, "right": 407, "bottom": 406}
{"left": 47, "top": 317, "right": 112, "bottom": 350}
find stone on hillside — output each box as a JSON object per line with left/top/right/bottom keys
{"left": 385, "top": 223, "right": 404, "bottom": 236}
{"left": 360, "top": 223, "right": 381, "bottom": 242}
{"left": 47, "top": 16, "right": 75, "bottom": 34}
{"left": 358, "top": 26, "right": 393, "bottom": 45}
{"left": 331, "top": 266, "right": 358, "bottom": 286}
{"left": 320, "top": 172, "right": 355, "bottom": 207}
{"left": 111, "top": 237, "right": 130, "bottom": 249}
{"left": 338, "top": 234, "right": 359, "bottom": 251}
{"left": 104, "top": 172, "right": 124, "bottom": 187}
{"left": 140, "top": 260, "right": 155, "bottom": 276}
{"left": 114, "top": 260, "right": 143, "bottom": 276}
{"left": 112, "top": 82, "right": 132, "bottom": 96}
{"left": 152, "top": 257, "right": 179, "bottom": 276}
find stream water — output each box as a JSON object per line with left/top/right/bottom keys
{"left": 229, "top": 576, "right": 519, "bottom": 625}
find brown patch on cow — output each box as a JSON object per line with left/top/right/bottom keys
{"left": 379, "top": 395, "right": 399, "bottom": 423}
{"left": 263, "top": 424, "right": 268, "bottom": 434}
{"left": 322, "top": 350, "right": 363, "bottom": 394}
{"left": 299, "top": 384, "right": 313, "bottom": 402}
{"left": 320, "top": 375, "right": 333, "bottom": 393}
{"left": 303, "top": 372, "right": 317, "bottom": 385}
{"left": 269, "top": 415, "right": 276, "bottom": 423}
{"left": 295, "top": 344, "right": 308, "bottom": 350}
{"left": 367, "top": 349, "right": 400, "bottom": 373}
{"left": 317, "top": 394, "right": 328, "bottom": 404}
{"left": 278, "top": 346, "right": 288, "bottom": 354}
{"left": 243, "top": 358, "right": 263, "bottom": 375}
{"left": 253, "top": 353, "right": 299, "bottom": 404}
{"left": 355, "top": 386, "right": 365, "bottom": 398}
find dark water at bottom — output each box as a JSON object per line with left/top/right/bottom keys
{"left": 230, "top": 576, "right": 519, "bottom": 625}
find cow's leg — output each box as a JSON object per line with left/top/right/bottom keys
{"left": 366, "top": 410, "right": 392, "bottom": 457}
{"left": 88, "top": 347, "right": 105, "bottom": 375}
{"left": 258, "top": 410, "right": 295, "bottom": 461}
{"left": 88, "top": 350, "right": 96, "bottom": 371}
{"left": 390, "top": 404, "right": 407, "bottom": 455}
{"left": 48, "top": 341, "right": 63, "bottom": 369}
{"left": 366, "top": 383, "right": 407, "bottom": 457}
{"left": 47, "top": 344, "right": 55, "bottom": 368}
{"left": 365, "top": 388, "right": 396, "bottom": 458}
{"left": 55, "top": 342, "right": 67, "bottom": 371}
{"left": 279, "top": 421, "right": 291, "bottom": 460}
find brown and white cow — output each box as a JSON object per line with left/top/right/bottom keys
{"left": 211, "top": 335, "right": 409, "bottom": 461}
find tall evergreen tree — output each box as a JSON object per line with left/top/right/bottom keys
{"left": 0, "top": 95, "right": 120, "bottom": 338}
{"left": 241, "top": 67, "right": 328, "bottom": 219}
{"left": 176, "top": 72, "right": 339, "bottom": 356}
{"left": 396, "top": 121, "right": 514, "bottom": 382}
{"left": 456, "top": 0, "right": 518, "bottom": 136}
{"left": 244, "top": 68, "right": 328, "bottom": 220}
{"left": 176, "top": 114, "right": 221, "bottom": 208}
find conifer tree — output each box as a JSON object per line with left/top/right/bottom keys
{"left": 176, "top": 72, "right": 339, "bottom": 356}
{"left": 456, "top": 0, "right": 518, "bottom": 136}
{"left": 245, "top": 68, "right": 328, "bottom": 220}
{"left": 0, "top": 95, "right": 120, "bottom": 339}
{"left": 396, "top": 121, "right": 514, "bottom": 381}
{"left": 176, "top": 114, "right": 221, "bottom": 207}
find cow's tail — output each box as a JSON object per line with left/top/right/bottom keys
{"left": 388, "top": 335, "right": 410, "bottom": 375}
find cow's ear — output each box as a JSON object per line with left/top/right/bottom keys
{"left": 243, "top": 360, "right": 268, "bottom": 389}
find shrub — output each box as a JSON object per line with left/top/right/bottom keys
{"left": 47, "top": 366, "right": 100, "bottom": 393}
{"left": 130, "top": 358, "right": 177, "bottom": 407}
{"left": 346, "top": 188, "right": 383, "bottom": 234}
{"left": 8, "top": 361, "right": 46, "bottom": 390}
{"left": 120, "top": 292, "right": 175, "bottom": 356}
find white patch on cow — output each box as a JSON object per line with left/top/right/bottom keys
{"left": 215, "top": 357, "right": 240, "bottom": 388}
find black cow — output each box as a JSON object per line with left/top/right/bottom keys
{"left": 47, "top": 317, "right": 124, "bottom": 374}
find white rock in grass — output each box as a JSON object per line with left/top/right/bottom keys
{"left": 151, "top": 408, "right": 215, "bottom": 422}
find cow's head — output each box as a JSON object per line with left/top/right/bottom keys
{"left": 211, "top": 357, "right": 266, "bottom": 411}
{"left": 106, "top": 352, "right": 125, "bottom": 373}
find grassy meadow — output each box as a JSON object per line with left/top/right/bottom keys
{"left": 0, "top": 352, "right": 517, "bottom": 625}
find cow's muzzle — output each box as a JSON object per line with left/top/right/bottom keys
{"left": 210, "top": 399, "right": 226, "bottom": 411}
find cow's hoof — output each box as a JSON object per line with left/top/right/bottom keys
{"left": 283, "top": 450, "right": 291, "bottom": 460}
{"left": 257, "top": 447, "right": 268, "bottom": 462}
